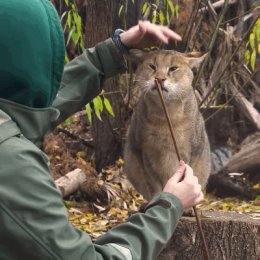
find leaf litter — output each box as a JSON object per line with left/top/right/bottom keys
{"left": 43, "top": 114, "right": 259, "bottom": 240}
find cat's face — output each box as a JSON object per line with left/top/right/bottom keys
{"left": 131, "top": 50, "right": 206, "bottom": 104}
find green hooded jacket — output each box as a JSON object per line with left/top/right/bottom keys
{"left": 0, "top": 1, "right": 183, "bottom": 259}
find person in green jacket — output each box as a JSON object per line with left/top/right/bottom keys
{"left": 0, "top": 1, "right": 203, "bottom": 259}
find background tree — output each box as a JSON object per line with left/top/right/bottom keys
{"left": 51, "top": 0, "right": 259, "bottom": 186}
{"left": 83, "top": 1, "right": 124, "bottom": 170}
{"left": 46, "top": 2, "right": 259, "bottom": 258}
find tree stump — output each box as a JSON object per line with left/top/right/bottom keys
{"left": 158, "top": 211, "right": 259, "bottom": 260}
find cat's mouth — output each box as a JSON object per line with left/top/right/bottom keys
{"left": 152, "top": 84, "right": 168, "bottom": 92}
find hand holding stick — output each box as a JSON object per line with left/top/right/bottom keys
{"left": 155, "top": 79, "right": 210, "bottom": 260}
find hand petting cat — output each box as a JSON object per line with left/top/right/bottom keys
{"left": 120, "top": 20, "right": 182, "bottom": 49}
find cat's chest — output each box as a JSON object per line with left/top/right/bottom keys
{"left": 142, "top": 126, "right": 183, "bottom": 149}
{"left": 138, "top": 117, "right": 191, "bottom": 156}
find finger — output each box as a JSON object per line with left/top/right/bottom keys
{"left": 148, "top": 24, "right": 169, "bottom": 44}
{"left": 161, "top": 26, "right": 182, "bottom": 41}
{"left": 140, "top": 21, "right": 169, "bottom": 44}
{"left": 183, "top": 164, "right": 194, "bottom": 180}
{"left": 195, "top": 183, "right": 202, "bottom": 195}
{"left": 171, "top": 160, "right": 186, "bottom": 183}
{"left": 138, "top": 20, "right": 147, "bottom": 35}
{"left": 147, "top": 22, "right": 182, "bottom": 42}
{"left": 138, "top": 21, "right": 181, "bottom": 47}
{"left": 194, "top": 192, "right": 204, "bottom": 205}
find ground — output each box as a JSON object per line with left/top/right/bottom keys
{"left": 43, "top": 112, "right": 260, "bottom": 240}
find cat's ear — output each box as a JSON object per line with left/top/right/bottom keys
{"left": 127, "top": 49, "right": 147, "bottom": 64}
{"left": 185, "top": 52, "right": 208, "bottom": 69}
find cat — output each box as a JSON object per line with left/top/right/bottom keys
{"left": 124, "top": 49, "right": 211, "bottom": 201}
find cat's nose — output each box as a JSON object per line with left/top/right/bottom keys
{"left": 155, "top": 74, "right": 166, "bottom": 85}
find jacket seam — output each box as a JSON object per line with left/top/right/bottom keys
{"left": 0, "top": 203, "right": 61, "bottom": 260}
{"left": 61, "top": 50, "right": 102, "bottom": 87}
{"left": 39, "top": 0, "right": 54, "bottom": 100}
{"left": 0, "top": 120, "right": 21, "bottom": 144}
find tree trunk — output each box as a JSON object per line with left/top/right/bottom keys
{"left": 83, "top": 1, "right": 125, "bottom": 170}
{"left": 158, "top": 211, "right": 260, "bottom": 260}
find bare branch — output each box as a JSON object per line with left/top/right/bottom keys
{"left": 199, "top": 0, "right": 237, "bottom": 13}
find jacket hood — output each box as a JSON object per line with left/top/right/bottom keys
{"left": 0, "top": 0, "right": 65, "bottom": 108}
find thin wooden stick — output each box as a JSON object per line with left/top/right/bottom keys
{"left": 193, "top": 205, "right": 210, "bottom": 260}
{"left": 154, "top": 80, "right": 181, "bottom": 161}
{"left": 155, "top": 79, "right": 210, "bottom": 260}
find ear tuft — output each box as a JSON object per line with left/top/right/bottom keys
{"left": 185, "top": 51, "right": 202, "bottom": 58}
{"left": 185, "top": 52, "right": 208, "bottom": 69}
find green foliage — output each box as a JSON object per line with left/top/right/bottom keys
{"left": 143, "top": 0, "right": 179, "bottom": 25}
{"left": 59, "top": 1, "right": 115, "bottom": 124}
{"left": 119, "top": 0, "right": 179, "bottom": 26}
{"left": 85, "top": 93, "right": 115, "bottom": 125}
{"left": 65, "top": 117, "right": 71, "bottom": 126}
{"left": 93, "top": 96, "right": 104, "bottom": 121}
{"left": 244, "top": 18, "right": 259, "bottom": 71}
{"left": 62, "top": 1, "right": 84, "bottom": 62}
{"left": 85, "top": 103, "right": 92, "bottom": 124}
{"left": 103, "top": 97, "right": 115, "bottom": 117}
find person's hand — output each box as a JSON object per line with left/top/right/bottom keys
{"left": 120, "top": 20, "right": 182, "bottom": 49}
{"left": 163, "top": 160, "right": 204, "bottom": 210}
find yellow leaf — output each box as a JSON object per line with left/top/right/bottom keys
{"left": 76, "top": 151, "right": 86, "bottom": 158}
{"left": 97, "top": 220, "right": 109, "bottom": 226}
{"left": 108, "top": 207, "right": 119, "bottom": 216}
{"left": 80, "top": 218, "right": 87, "bottom": 224}
{"left": 116, "top": 158, "right": 124, "bottom": 166}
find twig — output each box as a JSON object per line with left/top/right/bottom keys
{"left": 189, "top": 13, "right": 206, "bottom": 51}
{"left": 221, "top": 8, "right": 255, "bottom": 24}
{"left": 193, "top": 0, "right": 230, "bottom": 88}
{"left": 243, "top": 13, "right": 253, "bottom": 22}
{"left": 182, "top": 0, "right": 202, "bottom": 51}
{"left": 205, "top": 1, "right": 218, "bottom": 18}
{"left": 204, "top": 72, "right": 256, "bottom": 123}
{"left": 56, "top": 127, "right": 94, "bottom": 148}
{"left": 199, "top": 18, "right": 257, "bottom": 107}
{"left": 155, "top": 79, "right": 210, "bottom": 260}
{"left": 102, "top": 90, "right": 121, "bottom": 96}
{"left": 199, "top": 0, "right": 237, "bottom": 13}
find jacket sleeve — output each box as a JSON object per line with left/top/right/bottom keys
{"left": 95, "top": 192, "right": 183, "bottom": 260}
{"left": 52, "top": 38, "right": 126, "bottom": 125}
{"left": 0, "top": 134, "right": 183, "bottom": 260}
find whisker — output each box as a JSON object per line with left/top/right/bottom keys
{"left": 133, "top": 77, "right": 148, "bottom": 81}
{"left": 143, "top": 85, "right": 150, "bottom": 100}
{"left": 132, "top": 80, "right": 148, "bottom": 84}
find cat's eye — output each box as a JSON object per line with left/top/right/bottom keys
{"left": 168, "top": 66, "right": 178, "bottom": 72}
{"left": 148, "top": 64, "right": 157, "bottom": 71}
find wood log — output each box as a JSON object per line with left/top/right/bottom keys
{"left": 206, "top": 132, "right": 260, "bottom": 198}
{"left": 224, "top": 133, "right": 260, "bottom": 185}
{"left": 230, "top": 84, "right": 260, "bottom": 130}
{"left": 158, "top": 211, "right": 260, "bottom": 260}
{"left": 225, "top": 141, "right": 260, "bottom": 174}
{"left": 55, "top": 168, "right": 87, "bottom": 198}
